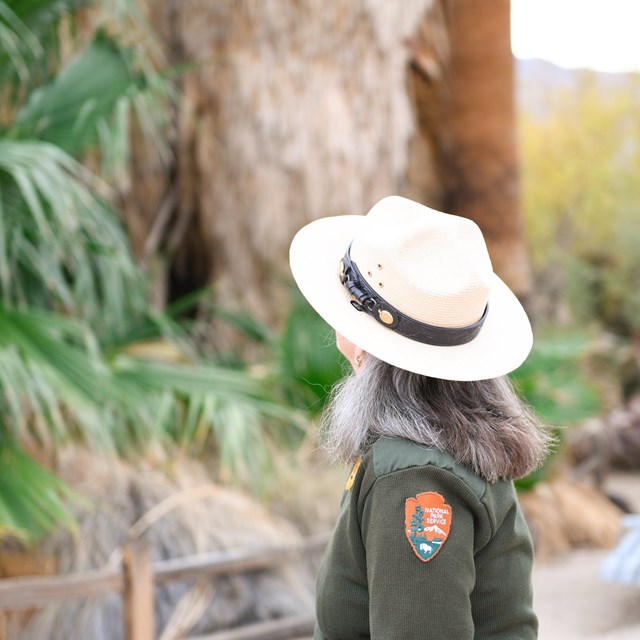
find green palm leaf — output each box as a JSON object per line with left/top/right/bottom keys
{"left": 0, "top": 303, "right": 306, "bottom": 505}
{"left": 0, "top": 305, "right": 139, "bottom": 450}
{"left": 0, "top": 0, "right": 87, "bottom": 91}
{"left": 13, "top": 32, "right": 143, "bottom": 155}
{"left": 113, "top": 355, "right": 306, "bottom": 484}
{"left": 0, "top": 443, "right": 77, "bottom": 542}
{"left": 277, "top": 291, "right": 347, "bottom": 413}
{"left": 2, "top": 0, "right": 86, "bottom": 29}
{"left": 0, "top": 139, "right": 145, "bottom": 334}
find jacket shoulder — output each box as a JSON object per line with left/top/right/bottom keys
{"left": 369, "top": 437, "right": 486, "bottom": 499}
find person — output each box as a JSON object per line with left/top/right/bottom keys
{"left": 288, "top": 196, "right": 552, "bottom": 640}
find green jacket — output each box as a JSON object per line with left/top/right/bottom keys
{"left": 315, "top": 437, "right": 537, "bottom": 639}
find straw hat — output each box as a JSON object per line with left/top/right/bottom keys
{"left": 289, "top": 195, "right": 532, "bottom": 381}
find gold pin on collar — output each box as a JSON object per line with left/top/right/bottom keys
{"left": 378, "top": 309, "right": 394, "bottom": 325}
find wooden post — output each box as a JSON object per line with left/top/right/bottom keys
{"left": 122, "top": 540, "right": 155, "bottom": 640}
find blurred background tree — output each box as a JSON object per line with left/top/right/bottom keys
{"left": 521, "top": 70, "right": 640, "bottom": 340}
{"left": 407, "top": 0, "right": 531, "bottom": 301}
{"left": 444, "top": 0, "right": 531, "bottom": 301}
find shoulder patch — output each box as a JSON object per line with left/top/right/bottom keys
{"left": 404, "top": 492, "right": 452, "bottom": 562}
{"left": 345, "top": 458, "right": 362, "bottom": 491}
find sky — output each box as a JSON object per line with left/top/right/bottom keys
{"left": 511, "top": 0, "right": 640, "bottom": 73}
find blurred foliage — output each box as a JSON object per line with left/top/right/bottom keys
{"left": 274, "top": 290, "right": 347, "bottom": 415}
{"left": 0, "top": 0, "right": 154, "bottom": 541}
{"left": 520, "top": 72, "right": 640, "bottom": 334}
{"left": 0, "top": 0, "right": 301, "bottom": 542}
{"left": 510, "top": 330, "right": 602, "bottom": 491}
{"left": 208, "top": 289, "right": 346, "bottom": 422}
{"left": 510, "top": 332, "right": 601, "bottom": 426}
{"left": 0, "top": 443, "right": 78, "bottom": 542}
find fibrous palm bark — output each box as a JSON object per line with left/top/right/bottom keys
{"left": 137, "top": 0, "right": 432, "bottom": 326}
{"left": 443, "top": 0, "right": 531, "bottom": 300}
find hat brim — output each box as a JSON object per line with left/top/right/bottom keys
{"left": 289, "top": 214, "right": 533, "bottom": 381}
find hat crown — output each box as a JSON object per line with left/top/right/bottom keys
{"left": 350, "top": 196, "right": 493, "bottom": 328}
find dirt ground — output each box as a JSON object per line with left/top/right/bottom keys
{"left": 534, "top": 471, "right": 640, "bottom": 640}
{"left": 534, "top": 549, "right": 640, "bottom": 639}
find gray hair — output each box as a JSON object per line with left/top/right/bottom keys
{"left": 321, "top": 356, "right": 554, "bottom": 482}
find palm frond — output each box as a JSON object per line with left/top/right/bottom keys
{"left": 0, "top": 443, "right": 77, "bottom": 542}
{"left": 1, "top": 1, "right": 172, "bottom": 178}
{"left": 0, "top": 4, "right": 38, "bottom": 84}
{"left": 113, "top": 354, "right": 306, "bottom": 483}
{"left": 511, "top": 332, "right": 602, "bottom": 491}
{"left": 0, "top": 305, "right": 139, "bottom": 450}
{"left": 2, "top": 0, "right": 86, "bottom": 29}
{"left": 13, "top": 33, "right": 142, "bottom": 155}
{"left": 0, "top": 139, "right": 145, "bottom": 334}
{"left": 198, "top": 291, "right": 346, "bottom": 417}
{"left": 0, "top": 303, "right": 306, "bottom": 487}
{"left": 0, "top": 0, "right": 87, "bottom": 91}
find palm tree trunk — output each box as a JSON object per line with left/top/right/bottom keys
{"left": 137, "top": 0, "right": 433, "bottom": 331}
{"left": 442, "top": 0, "right": 531, "bottom": 301}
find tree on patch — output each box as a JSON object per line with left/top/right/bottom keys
{"left": 409, "top": 505, "right": 424, "bottom": 534}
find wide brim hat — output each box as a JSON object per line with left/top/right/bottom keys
{"left": 289, "top": 195, "right": 533, "bottom": 381}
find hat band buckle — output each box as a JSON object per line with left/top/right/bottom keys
{"left": 339, "top": 245, "right": 488, "bottom": 347}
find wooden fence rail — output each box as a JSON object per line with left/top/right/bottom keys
{"left": 0, "top": 532, "right": 331, "bottom": 640}
{"left": 190, "top": 613, "right": 317, "bottom": 640}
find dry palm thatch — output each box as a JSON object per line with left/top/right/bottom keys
{"left": 127, "top": 0, "right": 433, "bottom": 330}
{"left": 567, "top": 397, "right": 640, "bottom": 484}
{"left": 4, "top": 447, "right": 316, "bottom": 640}
{"left": 519, "top": 476, "right": 623, "bottom": 562}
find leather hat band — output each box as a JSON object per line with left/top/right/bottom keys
{"left": 339, "top": 246, "right": 488, "bottom": 347}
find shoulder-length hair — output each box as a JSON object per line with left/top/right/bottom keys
{"left": 321, "top": 355, "right": 554, "bottom": 482}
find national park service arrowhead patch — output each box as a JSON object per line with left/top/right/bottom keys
{"left": 404, "top": 492, "right": 452, "bottom": 562}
